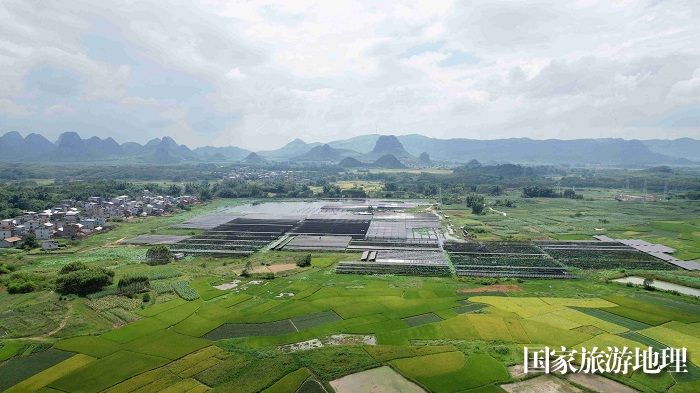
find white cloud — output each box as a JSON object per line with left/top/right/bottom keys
{"left": 44, "top": 104, "right": 74, "bottom": 116}
{"left": 0, "top": 0, "right": 698, "bottom": 149}
{"left": 0, "top": 98, "right": 29, "bottom": 116}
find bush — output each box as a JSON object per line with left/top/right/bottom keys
{"left": 142, "top": 293, "right": 151, "bottom": 303}
{"left": 55, "top": 265, "right": 114, "bottom": 296}
{"left": 297, "top": 254, "right": 312, "bottom": 268}
{"left": 6, "top": 273, "right": 38, "bottom": 294}
{"left": 118, "top": 275, "right": 150, "bottom": 294}
{"left": 21, "top": 234, "right": 40, "bottom": 250}
{"left": 146, "top": 245, "right": 172, "bottom": 265}
{"left": 643, "top": 278, "right": 656, "bottom": 291}
{"left": 493, "top": 345, "right": 510, "bottom": 355}
{"left": 0, "top": 263, "right": 17, "bottom": 275}
{"left": 60, "top": 261, "right": 89, "bottom": 274}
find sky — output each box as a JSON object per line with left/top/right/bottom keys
{"left": 1, "top": 0, "right": 699, "bottom": 150}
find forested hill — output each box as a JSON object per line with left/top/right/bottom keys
{"left": 1, "top": 131, "right": 698, "bottom": 166}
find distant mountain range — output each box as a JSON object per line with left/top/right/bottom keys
{"left": 1, "top": 131, "right": 698, "bottom": 167}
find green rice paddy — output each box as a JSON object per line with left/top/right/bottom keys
{"left": 2, "top": 196, "right": 700, "bottom": 392}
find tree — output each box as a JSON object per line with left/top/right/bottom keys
{"left": 146, "top": 245, "right": 173, "bottom": 265}
{"left": 643, "top": 278, "right": 655, "bottom": 291}
{"left": 167, "top": 184, "right": 182, "bottom": 196}
{"left": 563, "top": 188, "right": 583, "bottom": 199}
{"left": 22, "top": 234, "right": 39, "bottom": 250}
{"left": 118, "top": 275, "right": 150, "bottom": 294}
{"left": 465, "top": 193, "right": 486, "bottom": 215}
{"left": 471, "top": 201, "right": 485, "bottom": 215}
{"left": 241, "top": 260, "right": 252, "bottom": 277}
{"left": 297, "top": 254, "right": 312, "bottom": 267}
{"left": 522, "top": 186, "right": 558, "bottom": 198}
{"left": 55, "top": 265, "right": 114, "bottom": 296}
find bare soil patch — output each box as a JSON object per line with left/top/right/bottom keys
{"left": 251, "top": 263, "right": 298, "bottom": 274}
{"left": 459, "top": 284, "right": 523, "bottom": 294}
{"left": 566, "top": 373, "right": 638, "bottom": 393}
{"left": 501, "top": 375, "right": 581, "bottom": 393}
{"left": 507, "top": 364, "right": 542, "bottom": 379}
{"left": 278, "top": 334, "right": 376, "bottom": 353}
{"left": 330, "top": 366, "right": 426, "bottom": 393}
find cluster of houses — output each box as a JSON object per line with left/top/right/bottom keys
{"left": 0, "top": 191, "right": 199, "bottom": 250}
{"left": 225, "top": 167, "right": 307, "bottom": 183}
{"left": 614, "top": 193, "right": 659, "bottom": 202}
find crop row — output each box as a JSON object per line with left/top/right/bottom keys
{"left": 173, "top": 243, "right": 262, "bottom": 251}
{"left": 455, "top": 266, "right": 573, "bottom": 279}
{"left": 151, "top": 281, "right": 174, "bottom": 294}
{"left": 542, "top": 249, "right": 675, "bottom": 270}
{"left": 172, "top": 281, "right": 200, "bottom": 300}
{"left": 449, "top": 255, "right": 561, "bottom": 268}
{"left": 444, "top": 242, "right": 544, "bottom": 254}
{"left": 336, "top": 262, "right": 451, "bottom": 276}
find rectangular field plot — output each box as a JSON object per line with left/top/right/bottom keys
{"left": 337, "top": 248, "right": 451, "bottom": 277}
{"left": 454, "top": 265, "right": 572, "bottom": 279}
{"left": 171, "top": 217, "right": 299, "bottom": 257}
{"left": 0, "top": 349, "right": 74, "bottom": 392}
{"left": 290, "top": 218, "right": 371, "bottom": 239}
{"left": 336, "top": 260, "right": 451, "bottom": 276}
{"left": 450, "top": 255, "right": 561, "bottom": 268}
{"left": 539, "top": 241, "right": 677, "bottom": 270}
{"left": 124, "top": 331, "right": 210, "bottom": 360}
{"left": 204, "top": 320, "right": 297, "bottom": 340}
{"left": 4, "top": 354, "right": 96, "bottom": 393}
{"left": 290, "top": 311, "right": 342, "bottom": 330}
{"left": 366, "top": 214, "right": 441, "bottom": 245}
{"left": 402, "top": 313, "right": 443, "bottom": 327}
{"left": 444, "top": 241, "right": 573, "bottom": 278}
{"left": 49, "top": 351, "right": 170, "bottom": 393}
{"left": 122, "top": 235, "right": 191, "bottom": 245}
{"left": 452, "top": 302, "right": 486, "bottom": 314}
{"left": 571, "top": 307, "right": 651, "bottom": 331}
{"left": 445, "top": 241, "right": 545, "bottom": 254}
{"left": 282, "top": 235, "right": 352, "bottom": 251}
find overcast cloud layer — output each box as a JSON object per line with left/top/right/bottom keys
{"left": 1, "top": 0, "right": 699, "bottom": 149}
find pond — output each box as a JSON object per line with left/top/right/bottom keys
{"left": 612, "top": 276, "right": 700, "bottom": 298}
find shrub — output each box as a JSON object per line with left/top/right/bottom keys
{"left": 60, "top": 262, "right": 89, "bottom": 274}
{"left": 146, "top": 245, "right": 172, "bottom": 265}
{"left": 6, "top": 273, "right": 38, "bottom": 294}
{"left": 118, "top": 275, "right": 150, "bottom": 294}
{"left": 0, "top": 263, "right": 17, "bottom": 275}
{"left": 465, "top": 193, "right": 486, "bottom": 215}
{"left": 142, "top": 293, "right": 151, "bottom": 303}
{"left": 21, "top": 234, "right": 40, "bottom": 250}
{"left": 643, "top": 278, "right": 656, "bottom": 291}
{"left": 493, "top": 345, "right": 510, "bottom": 355}
{"left": 297, "top": 254, "right": 312, "bottom": 268}
{"left": 55, "top": 265, "right": 114, "bottom": 296}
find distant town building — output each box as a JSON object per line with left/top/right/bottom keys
{"left": 614, "top": 193, "right": 658, "bottom": 202}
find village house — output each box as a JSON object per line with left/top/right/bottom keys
{"left": 1, "top": 190, "right": 199, "bottom": 248}
{"left": 41, "top": 240, "right": 60, "bottom": 251}
{"left": 80, "top": 218, "right": 96, "bottom": 230}
{"left": 34, "top": 223, "right": 54, "bottom": 240}
{"left": 0, "top": 236, "right": 22, "bottom": 248}
{"left": 12, "top": 225, "right": 27, "bottom": 236}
